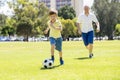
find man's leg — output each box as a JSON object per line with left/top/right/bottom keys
{"left": 87, "top": 44, "right": 93, "bottom": 54}
{"left": 88, "top": 31, "right": 94, "bottom": 58}
{"left": 86, "top": 43, "right": 93, "bottom": 52}
{"left": 86, "top": 46, "right": 89, "bottom": 49}
{"left": 82, "top": 33, "right": 88, "bottom": 47}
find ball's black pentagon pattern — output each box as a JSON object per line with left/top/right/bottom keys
{"left": 44, "top": 60, "right": 48, "bottom": 63}
{"left": 44, "top": 65, "right": 47, "bottom": 68}
{"left": 43, "top": 59, "right": 53, "bottom": 69}
{"left": 49, "top": 62, "right": 52, "bottom": 66}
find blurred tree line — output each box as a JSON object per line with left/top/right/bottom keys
{"left": 0, "top": 0, "right": 120, "bottom": 41}
{"left": 92, "top": 0, "right": 120, "bottom": 40}
{"left": 0, "top": 0, "right": 78, "bottom": 41}
{"left": 8, "top": 0, "right": 49, "bottom": 41}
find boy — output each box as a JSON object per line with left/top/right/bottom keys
{"left": 44, "top": 9, "right": 64, "bottom": 65}
{"left": 77, "top": 5, "right": 100, "bottom": 58}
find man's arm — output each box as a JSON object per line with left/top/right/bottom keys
{"left": 96, "top": 22, "right": 100, "bottom": 32}
{"left": 76, "top": 23, "right": 82, "bottom": 35}
{"left": 92, "top": 14, "right": 100, "bottom": 32}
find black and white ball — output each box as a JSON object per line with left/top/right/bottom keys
{"left": 43, "top": 59, "right": 53, "bottom": 68}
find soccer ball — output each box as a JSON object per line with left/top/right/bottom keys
{"left": 43, "top": 59, "right": 53, "bottom": 68}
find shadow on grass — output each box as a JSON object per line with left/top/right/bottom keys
{"left": 40, "top": 64, "right": 61, "bottom": 70}
{"left": 75, "top": 57, "right": 90, "bottom": 60}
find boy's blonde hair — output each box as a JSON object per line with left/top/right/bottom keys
{"left": 49, "top": 8, "right": 58, "bottom": 15}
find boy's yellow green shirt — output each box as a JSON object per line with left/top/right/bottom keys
{"left": 48, "top": 20, "right": 62, "bottom": 38}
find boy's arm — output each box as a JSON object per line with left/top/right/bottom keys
{"left": 54, "top": 25, "right": 62, "bottom": 31}
{"left": 50, "top": 22, "right": 62, "bottom": 31}
{"left": 44, "top": 27, "right": 50, "bottom": 34}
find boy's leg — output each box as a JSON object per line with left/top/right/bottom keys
{"left": 51, "top": 44, "right": 55, "bottom": 61}
{"left": 50, "top": 37, "right": 56, "bottom": 62}
{"left": 56, "top": 37, "right": 64, "bottom": 65}
{"left": 59, "top": 51, "right": 64, "bottom": 65}
{"left": 59, "top": 51, "right": 62, "bottom": 58}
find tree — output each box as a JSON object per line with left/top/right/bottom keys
{"left": 58, "top": 5, "right": 76, "bottom": 20}
{"left": 115, "top": 24, "right": 120, "bottom": 38}
{"left": 92, "top": 0, "right": 120, "bottom": 40}
{"left": 6, "top": 17, "right": 16, "bottom": 28}
{"left": 0, "top": 14, "right": 7, "bottom": 27}
{"left": 1, "top": 25, "right": 15, "bottom": 37}
{"left": 0, "top": 14, "right": 16, "bottom": 36}
{"left": 61, "top": 18, "right": 77, "bottom": 40}
{"left": 9, "top": 0, "right": 49, "bottom": 41}
{"left": 17, "top": 18, "right": 33, "bottom": 41}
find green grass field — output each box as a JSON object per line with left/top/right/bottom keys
{"left": 0, "top": 41, "right": 120, "bottom": 80}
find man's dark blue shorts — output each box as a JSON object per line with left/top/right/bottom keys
{"left": 82, "top": 31, "right": 94, "bottom": 46}
{"left": 50, "top": 37, "right": 62, "bottom": 52}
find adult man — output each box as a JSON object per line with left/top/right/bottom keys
{"left": 77, "top": 5, "right": 100, "bottom": 58}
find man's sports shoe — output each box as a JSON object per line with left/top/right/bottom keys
{"left": 89, "top": 53, "right": 93, "bottom": 58}
{"left": 60, "top": 60, "right": 64, "bottom": 65}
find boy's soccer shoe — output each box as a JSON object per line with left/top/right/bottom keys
{"left": 60, "top": 60, "right": 64, "bottom": 65}
{"left": 51, "top": 58, "right": 54, "bottom": 63}
{"left": 51, "top": 56, "right": 54, "bottom": 62}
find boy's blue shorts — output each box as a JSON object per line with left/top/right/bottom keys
{"left": 49, "top": 37, "right": 62, "bottom": 52}
{"left": 82, "top": 31, "right": 94, "bottom": 46}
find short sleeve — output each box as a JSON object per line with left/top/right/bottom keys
{"left": 47, "top": 21, "right": 50, "bottom": 27}
{"left": 57, "top": 20, "right": 62, "bottom": 27}
{"left": 92, "top": 14, "right": 99, "bottom": 23}
{"left": 76, "top": 14, "right": 82, "bottom": 23}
